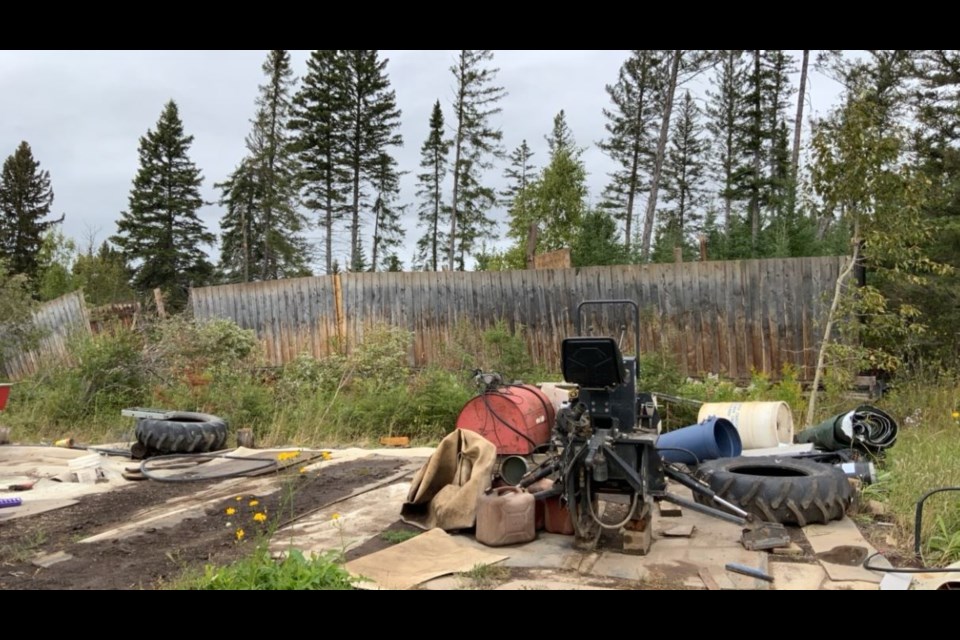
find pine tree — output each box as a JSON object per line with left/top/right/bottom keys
{"left": 339, "top": 50, "right": 403, "bottom": 272}
{"left": 599, "top": 50, "right": 662, "bottom": 253}
{"left": 111, "top": 100, "right": 213, "bottom": 309}
{"left": 219, "top": 50, "right": 310, "bottom": 283}
{"left": 414, "top": 101, "right": 450, "bottom": 271}
{"left": 448, "top": 50, "right": 506, "bottom": 270}
{"left": 290, "top": 50, "right": 348, "bottom": 275}
{"left": 0, "top": 141, "right": 61, "bottom": 285}
{"left": 655, "top": 91, "right": 709, "bottom": 261}
{"left": 508, "top": 111, "right": 587, "bottom": 253}
{"left": 762, "top": 50, "right": 796, "bottom": 222}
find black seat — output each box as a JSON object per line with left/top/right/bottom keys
{"left": 561, "top": 337, "right": 627, "bottom": 389}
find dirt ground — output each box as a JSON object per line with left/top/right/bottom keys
{"left": 0, "top": 456, "right": 410, "bottom": 590}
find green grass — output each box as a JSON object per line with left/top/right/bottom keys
{"left": 458, "top": 562, "right": 510, "bottom": 589}
{"left": 875, "top": 378, "right": 960, "bottom": 564}
{"left": 172, "top": 545, "right": 360, "bottom": 590}
{"left": 0, "top": 530, "right": 47, "bottom": 564}
{"left": 379, "top": 529, "right": 422, "bottom": 545}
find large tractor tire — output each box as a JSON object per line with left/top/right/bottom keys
{"left": 693, "top": 456, "right": 852, "bottom": 526}
{"left": 135, "top": 411, "right": 228, "bottom": 455}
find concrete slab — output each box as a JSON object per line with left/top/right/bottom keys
{"left": 496, "top": 579, "right": 613, "bottom": 590}
{"left": 31, "top": 550, "right": 73, "bottom": 568}
{"left": 803, "top": 517, "right": 888, "bottom": 583}
{"left": 819, "top": 580, "right": 879, "bottom": 590}
{"left": 769, "top": 562, "right": 827, "bottom": 590}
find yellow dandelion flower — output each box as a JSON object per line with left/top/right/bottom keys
{"left": 299, "top": 466, "right": 308, "bottom": 474}
{"left": 235, "top": 496, "right": 244, "bottom": 501}
{"left": 248, "top": 499, "right": 259, "bottom": 507}
{"left": 235, "top": 528, "right": 245, "bottom": 541}
{"left": 253, "top": 512, "right": 267, "bottom": 523}
{"left": 321, "top": 451, "right": 332, "bottom": 461}
{"left": 225, "top": 507, "right": 236, "bottom": 516}
{"left": 331, "top": 512, "right": 341, "bottom": 521}
{"left": 952, "top": 411, "right": 959, "bottom": 419}
{"left": 277, "top": 450, "right": 302, "bottom": 462}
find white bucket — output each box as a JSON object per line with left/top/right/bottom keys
{"left": 697, "top": 401, "right": 794, "bottom": 449}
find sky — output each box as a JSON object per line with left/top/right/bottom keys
{"left": 0, "top": 50, "right": 845, "bottom": 270}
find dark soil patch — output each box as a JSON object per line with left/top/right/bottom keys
{"left": 0, "top": 456, "right": 407, "bottom": 590}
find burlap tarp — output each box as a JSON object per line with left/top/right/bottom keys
{"left": 400, "top": 429, "right": 496, "bottom": 531}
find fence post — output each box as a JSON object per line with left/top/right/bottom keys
{"left": 333, "top": 273, "right": 346, "bottom": 352}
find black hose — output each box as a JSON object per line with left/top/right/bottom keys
{"left": 482, "top": 391, "right": 538, "bottom": 451}
{"left": 863, "top": 552, "right": 960, "bottom": 574}
{"left": 654, "top": 446, "right": 701, "bottom": 466}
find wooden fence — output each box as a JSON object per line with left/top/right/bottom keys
{"left": 190, "top": 256, "right": 847, "bottom": 381}
{"left": 1, "top": 291, "right": 92, "bottom": 380}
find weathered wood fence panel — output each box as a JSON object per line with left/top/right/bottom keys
{"left": 1, "top": 291, "right": 92, "bottom": 380}
{"left": 190, "top": 256, "right": 846, "bottom": 381}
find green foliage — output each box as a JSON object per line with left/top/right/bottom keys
{"left": 36, "top": 229, "right": 78, "bottom": 301}
{"left": 571, "top": 210, "right": 629, "bottom": 267}
{"left": 876, "top": 378, "right": 960, "bottom": 564}
{"left": 72, "top": 242, "right": 135, "bottom": 306}
{"left": 380, "top": 529, "right": 421, "bottom": 544}
{"left": 112, "top": 100, "right": 214, "bottom": 310}
{"left": 178, "top": 545, "right": 358, "bottom": 590}
{"left": 0, "top": 260, "right": 43, "bottom": 372}
{"left": 508, "top": 111, "right": 586, "bottom": 254}
{"left": 0, "top": 141, "right": 60, "bottom": 287}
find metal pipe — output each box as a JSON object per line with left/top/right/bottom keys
{"left": 663, "top": 465, "right": 750, "bottom": 518}
{"left": 660, "top": 492, "right": 747, "bottom": 525}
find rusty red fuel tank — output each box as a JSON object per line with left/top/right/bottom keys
{"left": 456, "top": 384, "right": 555, "bottom": 455}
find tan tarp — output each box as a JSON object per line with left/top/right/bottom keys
{"left": 400, "top": 429, "right": 496, "bottom": 531}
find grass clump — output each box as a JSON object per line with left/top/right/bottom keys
{"left": 174, "top": 545, "right": 359, "bottom": 590}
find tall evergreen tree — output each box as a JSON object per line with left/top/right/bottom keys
{"left": 599, "top": 50, "right": 662, "bottom": 253}
{"left": 448, "top": 50, "right": 506, "bottom": 271}
{"left": 219, "top": 50, "right": 310, "bottom": 283}
{"left": 706, "top": 50, "right": 748, "bottom": 238}
{"left": 655, "top": 91, "right": 709, "bottom": 261}
{"left": 339, "top": 50, "right": 403, "bottom": 272}
{"left": 508, "top": 111, "right": 587, "bottom": 252}
{"left": 501, "top": 140, "right": 536, "bottom": 210}
{"left": 571, "top": 210, "right": 629, "bottom": 267}
{"left": 73, "top": 241, "right": 134, "bottom": 306}
{"left": 111, "top": 100, "right": 213, "bottom": 309}
{"left": 414, "top": 101, "right": 450, "bottom": 271}
{"left": 290, "top": 50, "right": 348, "bottom": 275}
{"left": 0, "top": 141, "right": 61, "bottom": 285}
{"left": 370, "top": 152, "right": 404, "bottom": 270}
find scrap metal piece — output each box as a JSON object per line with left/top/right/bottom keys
{"left": 741, "top": 522, "right": 791, "bottom": 551}
{"left": 725, "top": 562, "right": 774, "bottom": 583}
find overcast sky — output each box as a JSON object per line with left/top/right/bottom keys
{"left": 0, "top": 50, "right": 844, "bottom": 270}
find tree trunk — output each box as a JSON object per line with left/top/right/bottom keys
{"left": 750, "top": 50, "right": 762, "bottom": 249}
{"left": 805, "top": 234, "right": 859, "bottom": 427}
{"left": 792, "top": 50, "right": 809, "bottom": 176}
{"left": 640, "top": 50, "right": 682, "bottom": 261}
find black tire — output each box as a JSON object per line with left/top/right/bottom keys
{"left": 135, "top": 411, "right": 229, "bottom": 454}
{"left": 693, "top": 456, "right": 852, "bottom": 526}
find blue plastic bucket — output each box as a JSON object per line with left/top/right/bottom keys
{"left": 657, "top": 416, "right": 742, "bottom": 465}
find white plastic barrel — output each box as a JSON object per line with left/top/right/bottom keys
{"left": 697, "top": 401, "right": 794, "bottom": 449}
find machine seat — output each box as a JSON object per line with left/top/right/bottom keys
{"left": 561, "top": 337, "right": 627, "bottom": 389}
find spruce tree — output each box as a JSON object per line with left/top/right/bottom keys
{"left": 448, "top": 50, "right": 506, "bottom": 270}
{"left": 290, "top": 50, "right": 348, "bottom": 275}
{"left": 219, "top": 50, "right": 309, "bottom": 283}
{"left": 599, "top": 50, "right": 662, "bottom": 253}
{"left": 370, "top": 152, "right": 404, "bottom": 270}
{"left": 501, "top": 140, "right": 536, "bottom": 210}
{"left": 0, "top": 141, "right": 61, "bottom": 285}
{"left": 111, "top": 100, "right": 213, "bottom": 309}
{"left": 414, "top": 101, "right": 450, "bottom": 271}
{"left": 73, "top": 241, "right": 134, "bottom": 306}
{"left": 339, "top": 50, "right": 403, "bottom": 272}
{"left": 571, "top": 210, "right": 628, "bottom": 267}
{"left": 655, "top": 91, "right": 709, "bottom": 262}
{"left": 508, "top": 111, "right": 587, "bottom": 253}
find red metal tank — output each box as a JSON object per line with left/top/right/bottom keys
{"left": 456, "top": 384, "right": 555, "bottom": 455}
